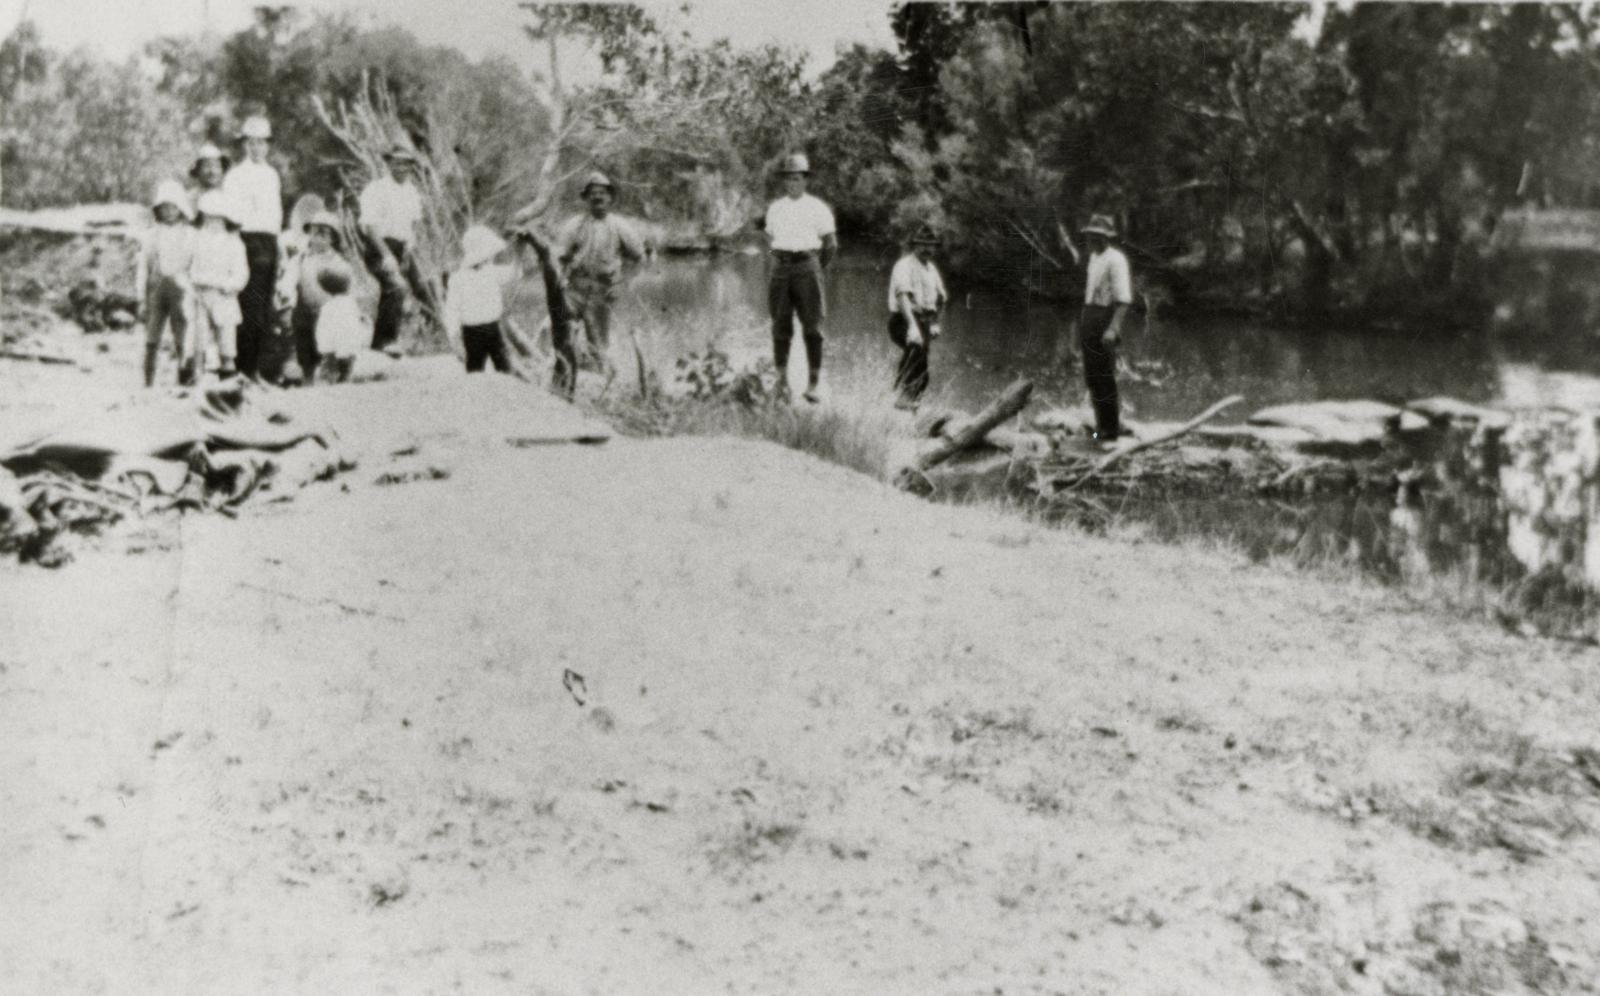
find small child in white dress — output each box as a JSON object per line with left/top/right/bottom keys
{"left": 313, "top": 268, "right": 368, "bottom": 384}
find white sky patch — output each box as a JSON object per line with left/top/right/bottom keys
{"left": 0, "top": 0, "right": 898, "bottom": 76}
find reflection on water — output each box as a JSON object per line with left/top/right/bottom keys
{"left": 607, "top": 250, "right": 1600, "bottom": 618}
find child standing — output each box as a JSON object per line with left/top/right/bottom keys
{"left": 137, "top": 180, "right": 196, "bottom": 387}
{"left": 313, "top": 268, "right": 368, "bottom": 384}
{"left": 286, "top": 210, "right": 353, "bottom": 385}
{"left": 885, "top": 224, "right": 947, "bottom": 409}
{"left": 188, "top": 191, "right": 249, "bottom": 381}
{"left": 442, "top": 224, "right": 521, "bottom": 375}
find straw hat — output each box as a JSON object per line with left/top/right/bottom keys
{"left": 1080, "top": 214, "right": 1117, "bottom": 238}
{"left": 238, "top": 116, "right": 272, "bottom": 140}
{"left": 580, "top": 171, "right": 614, "bottom": 198}
{"left": 302, "top": 209, "right": 345, "bottom": 248}
{"left": 778, "top": 153, "right": 810, "bottom": 175}
{"left": 189, "top": 143, "right": 231, "bottom": 179}
{"left": 152, "top": 179, "right": 192, "bottom": 218}
{"left": 460, "top": 224, "right": 508, "bottom": 268}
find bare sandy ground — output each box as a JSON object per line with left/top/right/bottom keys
{"left": 4, "top": 321, "right": 1600, "bottom": 995}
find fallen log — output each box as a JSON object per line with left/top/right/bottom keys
{"left": 895, "top": 378, "right": 1032, "bottom": 493}
{"left": 1057, "top": 394, "right": 1245, "bottom": 493}
{"left": 0, "top": 348, "right": 80, "bottom": 367}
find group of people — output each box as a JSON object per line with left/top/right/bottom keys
{"left": 138, "top": 122, "right": 1134, "bottom": 442}
{"left": 137, "top": 118, "right": 427, "bottom": 388}
{"left": 763, "top": 153, "right": 1132, "bottom": 442}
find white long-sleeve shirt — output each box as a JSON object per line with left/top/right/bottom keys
{"left": 189, "top": 228, "right": 249, "bottom": 293}
{"left": 443, "top": 263, "right": 517, "bottom": 329}
{"left": 222, "top": 161, "right": 283, "bottom": 234}
{"left": 359, "top": 176, "right": 423, "bottom": 245}
{"left": 1085, "top": 247, "right": 1133, "bottom": 307}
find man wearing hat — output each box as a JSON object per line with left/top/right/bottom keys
{"left": 555, "top": 170, "right": 647, "bottom": 370}
{"left": 358, "top": 144, "right": 434, "bottom": 352}
{"left": 188, "top": 143, "right": 230, "bottom": 200}
{"left": 222, "top": 115, "right": 283, "bottom": 380}
{"left": 885, "top": 223, "right": 947, "bottom": 408}
{"left": 1078, "top": 213, "right": 1134, "bottom": 443}
{"left": 763, "top": 152, "right": 836, "bottom": 403}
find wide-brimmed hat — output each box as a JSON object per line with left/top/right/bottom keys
{"left": 383, "top": 144, "right": 421, "bottom": 164}
{"left": 580, "top": 170, "right": 614, "bottom": 198}
{"left": 910, "top": 223, "right": 941, "bottom": 246}
{"left": 778, "top": 153, "right": 810, "bottom": 175}
{"left": 189, "top": 143, "right": 231, "bottom": 178}
{"left": 237, "top": 115, "right": 272, "bottom": 140}
{"left": 195, "top": 190, "right": 238, "bottom": 226}
{"left": 302, "top": 209, "right": 345, "bottom": 246}
{"left": 460, "top": 224, "right": 508, "bottom": 268}
{"left": 1080, "top": 214, "right": 1117, "bottom": 238}
{"left": 151, "top": 179, "right": 192, "bottom": 218}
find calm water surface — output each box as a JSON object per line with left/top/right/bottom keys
{"left": 612, "top": 249, "right": 1600, "bottom": 418}
{"left": 601, "top": 250, "right": 1600, "bottom": 616}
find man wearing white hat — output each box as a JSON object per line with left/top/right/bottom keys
{"left": 555, "top": 170, "right": 646, "bottom": 370}
{"left": 358, "top": 144, "right": 434, "bottom": 352}
{"left": 1078, "top": 213, "right": 1133, "bottom": 443}
{"left": 222, "top": 115, "right": 283, "bottom": 380}
{"left": 763, "top": 152, "right": 836, "bottom": 403}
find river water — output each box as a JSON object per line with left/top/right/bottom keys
{"left": 605, "top": 250, "right": 1600, "bottom": 620}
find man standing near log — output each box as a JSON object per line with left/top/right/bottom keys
{"left": 555, "top": 171, "right": 647, "bottom": 373}
{"left": 1078, "top": 213, "right": 1133, "bottom": 444}
{"left": 222, "top": 116, "right": 282, "bottom": 381}
{"left": 886, "top": 223, "right": 947, "bottom": 409}
{"left": 358, "top": 144, "right": 435, "bottom": 353}
{"left": 763, "top": 153, "right": 836, "bottom": 404}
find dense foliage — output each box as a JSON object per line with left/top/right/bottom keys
{"left": 4, "top": 2, "right": 1599, "bottom": 316}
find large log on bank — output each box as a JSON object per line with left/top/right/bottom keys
{"left": 894, "top": 378, "right": 1032, "bottom": 493}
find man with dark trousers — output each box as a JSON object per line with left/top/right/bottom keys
{"left": 1078, "top": 213, "right": 1133, "bottom": 444}
{"left": 221, "top": 115, "right": 282, "bottom": 380}
{"left": 762, "top": 153, "right": 836, "bottom": 403}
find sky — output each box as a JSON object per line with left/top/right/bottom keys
{"left": 0, "top": 0, "right": 899, "bottom": 75}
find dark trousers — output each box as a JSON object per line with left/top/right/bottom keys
{"left": 290, "top": 301, "right": 321, "bottom": 385}
{"left": 768, "top": 256, "right": 825, "bottom": 383}
{"left": 370, "top": 237, "right": 434, "bottom": 352}
{"left": 887, "top": 311, "right": 934, "bottom": 403}
{"left": 462, "top": 321, "right": 511, "bottom": 374}
{"left": 1079, "top": 303, "right": 1121, "bottom": 439}
{"left": 237, "top": 233, "right": 278, "bottom": 378}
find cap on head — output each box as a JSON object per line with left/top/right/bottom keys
{"left": 910, "top": 223, "right": 941, "bottom": 247}
{"left": 580, "top": 170, "right": 614, "bottom": 198}
{"left": 1080, "top": 214, "right": 1117, "bottom": 239}
{"left": 460, "top": 224, "right": 508, "bottom": 269}
{"left": 779, "top": 153, "right": 810, "bottom": 176}
{"left": 152, "top": 179, "right": 192, "bottom": 218}
{"left": 238, "top": 116, "right": 272, "bottom": 141}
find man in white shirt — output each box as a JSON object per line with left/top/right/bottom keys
{"left": 763, "top": 153, "right": 836, "bottom": 403}
{"left": 1078, "top": 213, "right": 1134, "bottom": 443}
{"left": 358, "top": 145, "right": 434, "bottom": 352}
{"left": 556, "top": 171, "right": 647, "bottom": 370}
{"left": 221, "top": 115, "right": 283, "bottom": 380}
{"left": 886, "top": 224, "right": 947, "bottom": 408}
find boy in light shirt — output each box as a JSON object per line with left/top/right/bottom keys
{"left": 188, "top": 191, "right": 250, "bottom": 381}
{"left": 442, "top": 224, "right": 526, "bottom": 375}
{"left": 885, "top": 224, "right": 947, "bottom": 409}
{"left": 137, "top": 180, "right": 196, "bottom": 387}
